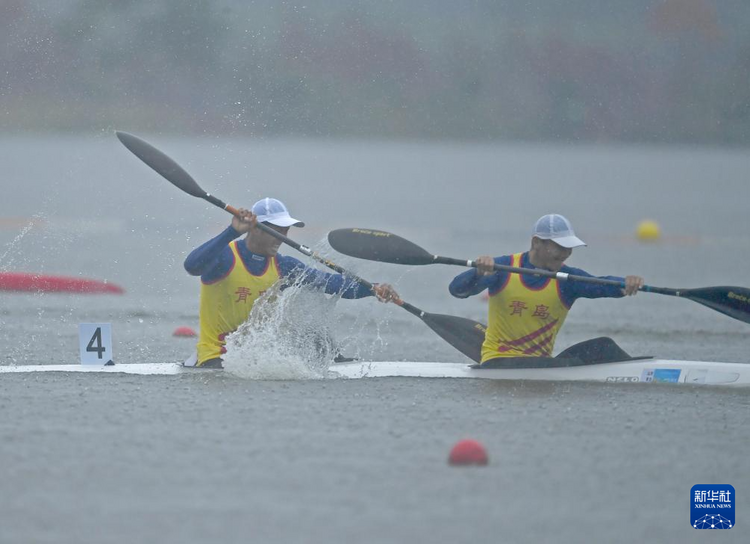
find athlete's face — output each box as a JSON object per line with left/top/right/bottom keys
{"left": 247, "top": 223, "right": 290, "bottom": 256}
{"left": 531, "top": 238, "right": 572, "bottom": 272}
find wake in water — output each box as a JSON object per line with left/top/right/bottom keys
{"left": 222, "top": 276, "right": 343, "bottom": 380}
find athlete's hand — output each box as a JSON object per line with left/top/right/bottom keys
{"left": 232, "top": 208, "right": 257, "bottom": 234}
{"left": 622, "top": 275, "right": 644, "bottom": 296}
{"left": 475, "top": 255, "right": 495, "bottom": 276}
{"left": 372, "top": 283, "right": 401, "bottom": 304}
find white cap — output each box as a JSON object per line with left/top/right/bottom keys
{"left": 532, "top": 214, "right": 586, "bottom": 249}
{"left": 251, "top": 198, "right": 305, "bottom": 228}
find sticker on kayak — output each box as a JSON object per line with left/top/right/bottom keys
{"left": 605, "top": 376, "right": 640, "bottom": 383}
{"left": 641, "top": 368, "right": 681, "bottom": 383}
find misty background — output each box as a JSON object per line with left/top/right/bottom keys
{"left": 3, "top": 5, "right": 750, "bottom": 543}
{"left": 3, "top": 0, "right": 749, "bottom": 144}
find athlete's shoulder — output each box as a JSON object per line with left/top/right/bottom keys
{"left": 199, "top": 246, "right": 236, "bottom": 284}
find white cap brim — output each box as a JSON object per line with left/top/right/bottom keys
{"left": 550, "top": 235, "right": 586, "bottom": 249}
{"left": 259, "top": 212, "right": 305, "bottom": 228}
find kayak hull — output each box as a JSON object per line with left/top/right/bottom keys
{"left": 330, "top": 359, "right": 749, "bottom": 386}
{"left": 1, "top": 359, "right": 748, "bottom": 386}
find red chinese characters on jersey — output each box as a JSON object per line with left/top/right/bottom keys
{"left": 234, "top": 287, "right": 252, "bottom": 302}
{"left": 509, "top": 300, "right": 528, "bottom": 316}
{"left": 509, "top": 301, "right": 552, "bottom": 319}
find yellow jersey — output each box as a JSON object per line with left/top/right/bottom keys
{"left": 196, "top": 241, "right": 280, "bottom": 364}
{"left": 481, "top": 253, "right": 570, "bottom": 363}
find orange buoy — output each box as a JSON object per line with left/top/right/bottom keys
{"left": 172, "top": 326, "right": 197, "bottom": 337}
{"left": 448, "top": 439, "right": 488, "bottom": 466}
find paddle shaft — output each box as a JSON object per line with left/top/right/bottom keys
{"left": 117, "top": 131, "right": 491, "bottom": 360}
{"left": 204, "top": 198, "right": 434, "bottom": 314}
{"left": 116, "top": 131, "right": 445, "bottom": 321}
{"left": 213, "top": 201, "right": 439, "bottom": 317}
{"left": 432, "top": 256, "right": 677, "bottom": 296}
{"left": 326, "top": 227, "right": 750, "bottom": 325}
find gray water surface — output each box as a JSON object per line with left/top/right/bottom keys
{"left": 1, "top": 136, "right": 748, "bottom": 543}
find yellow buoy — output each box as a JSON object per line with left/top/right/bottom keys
{"left": 636, "top": 219, "right": 661, "bottom": 242}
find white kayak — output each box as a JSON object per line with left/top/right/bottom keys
{"left": 1, "top": 358, "right": 749, "bottom": 386}
{"left": 332, "top": 359, "right": 750, "bottom": 386}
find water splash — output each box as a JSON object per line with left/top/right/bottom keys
{"left": 0, "top": 216, "right": 42, "bottom": 270}
{"left": 222, "top": 278, "right": 340, "bottom": 380}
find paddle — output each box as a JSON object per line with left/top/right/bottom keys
{"left": 115, "top": 131, "right": 487, "bottom": 362}
{"left": 328, "top": 228, "right": 750, "bottom": 325}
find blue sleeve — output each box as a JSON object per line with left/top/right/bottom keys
{"left": 277, "top": 255, "right": 374, "bottom": 299}
{"left": 559, "top": 266, "right": 626, "bottom": 306}
{"left": 184, "top": 226, "right": 240, "bottom": 281}
{"left": 449, "top": 256, "right": 511, "bottom": 298}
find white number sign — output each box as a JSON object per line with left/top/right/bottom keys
{"left": 79, "top": 323, "right": 113, "bottom": 365}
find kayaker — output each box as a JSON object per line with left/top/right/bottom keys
{"left": 449, "top": 213, "right": 644, "bottom": 366}
{"left": 184, "top": 197, "right": 401, "bottom": 368}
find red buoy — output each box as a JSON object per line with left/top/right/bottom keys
{"left": 448, "top": 439, "right": 488, "bottom": 466}
{"left": 0, "top": 272, "right": 124, "bottom": 294}
{"left": 173, "top": 326, "right": 197, "bottom": 337}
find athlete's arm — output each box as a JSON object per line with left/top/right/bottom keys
{"left": 558, "top": 266, "right": 631, "bottom": 305}
{"left": 277, "top": 256, "right": 374, "bottom": 299}
{"left": 184, "top": 226, "right": 239, "bottom": 280}
{"left": 449, "top": 256, "right": 509, "bottom": 298}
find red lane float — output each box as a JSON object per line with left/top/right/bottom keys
{"left": 0, "top": 272, "right": 124, "bottom": 294}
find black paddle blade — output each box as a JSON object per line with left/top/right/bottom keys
{"left": 328, "top": 228, "right": 435, "bottom": 265}
{"left": 420, "top": 312, "right": 486, "bottom": 363}
{"left": 116, "top": 131, "right": 206, "bottom": 198}
{"left": 684, "top": 286, "right": 750, "bottom": 324}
